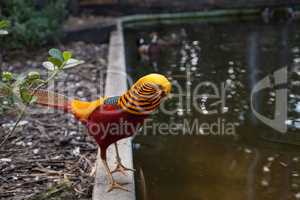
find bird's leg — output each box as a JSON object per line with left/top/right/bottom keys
{"left": 112, "top": 143, "right": 135, "bottom": 175}
{"left": 101, "top": 158, "right": 129, "bottom": 192}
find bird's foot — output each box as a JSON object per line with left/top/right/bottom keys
{"left": 112, "top": 163, "right": 135, "bottom": 176}
{"left": 107, "top": 181, "right": 129, "bottom": 192}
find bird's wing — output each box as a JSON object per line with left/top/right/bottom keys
{"left": 70, "top": 97, "right": 106, "bottom": 120}
{"left": 103, "top": 96, "right": 120, "bottom": 105}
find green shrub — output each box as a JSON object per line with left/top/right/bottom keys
{"left": 0, "top": 20, "right": 10, "bottom": 35}
{"left": 1, "top": 0, "right": 68, "bottom": 49}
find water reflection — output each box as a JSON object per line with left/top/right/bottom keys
{"left": 125, "top": 19, "right": 300, "bottom": 200}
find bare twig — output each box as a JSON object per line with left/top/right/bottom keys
{"left": 0, "top": 108, "right": 26, "bottom": 147}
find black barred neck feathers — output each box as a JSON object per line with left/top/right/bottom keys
{"left": 118, "top": 74, "right": 171, "bottom": 115}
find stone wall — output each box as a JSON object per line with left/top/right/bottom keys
{"left": 81, "top": 0, "right": 299, "bottom": 8}
{"left": 79, "top": 0, "right": 300, "bottom": 15}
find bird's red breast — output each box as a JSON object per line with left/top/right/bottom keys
{"left": 85, "top": 104, "right": 148, "bottom": 149}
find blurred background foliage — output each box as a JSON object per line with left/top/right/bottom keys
{"left": 0, "top": 0, "right": 68, "bottom": 49}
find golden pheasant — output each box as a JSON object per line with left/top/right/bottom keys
{"left": 32, "top": 73, "right": 171, "bottom": 192}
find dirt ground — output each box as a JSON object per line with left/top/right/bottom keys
{"left": 0, "top": 41, "right": 108, "bottom": 200}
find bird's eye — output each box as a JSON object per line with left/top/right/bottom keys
{"left": 157, "top": 85, "right": 164, "bottom": 91}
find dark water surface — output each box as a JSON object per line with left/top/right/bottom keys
{"left": 124, "top": 19, "right": 300, "bottom": 200}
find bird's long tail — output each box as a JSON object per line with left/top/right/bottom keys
{"left": 0, "top": 88, "right": 71, "bottom": 111}
{"left": 30, "top": 89, "right": 71, "bottom": 112}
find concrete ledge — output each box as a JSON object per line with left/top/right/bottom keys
{"left": 92, "top": 21, "right": 136, "bottom": 200}
{"left": 121, "top": 9, "right": 261, "bottom": 23}
{"left": 120, "top": 9, "right": 262, "bottom": 28}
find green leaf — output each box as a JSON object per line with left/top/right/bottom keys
{"left": 42, "top": 61, "right": 55, "bottom": 71}
{"left": 0, "top": 20, "right": 9, "bottom": 29}
{"left": 63, "top": 51, "right": 72, "bottom": 61}
{"left": 48, "top": 57, "right": 62, "bottom": 67}
{"left": 20, "top": 88, "right": 33, "bottom": 104}
{"left": 48, "top": 48, "right": 63, "bottom": 62}
{"left": 27, "top": 71, "right": 40, "bottom": 80}
{"left": 64, "top": 59, "right": 84, "bottom": 69}
{"left": 30, "top": 96, "right": 38, "bottom": 104}
{"left": 2, "top": 72, "right": 13, "bottom": 82}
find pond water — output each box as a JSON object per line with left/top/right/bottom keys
{"left": 124, "top": 18, "right": 300, "bottom": 200}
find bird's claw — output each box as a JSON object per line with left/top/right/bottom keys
{"left": 107, "top": 181, "right": 129, "bottom": 192}
{"left": 112, "top": 163, "right": 135, "bottom": 176}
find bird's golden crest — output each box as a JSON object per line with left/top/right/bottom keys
{"left": 118, "top": 73, "right": 172, "bottom": 115}
{"left": 134, "top": 73, "right": 172, "bottom": 94}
